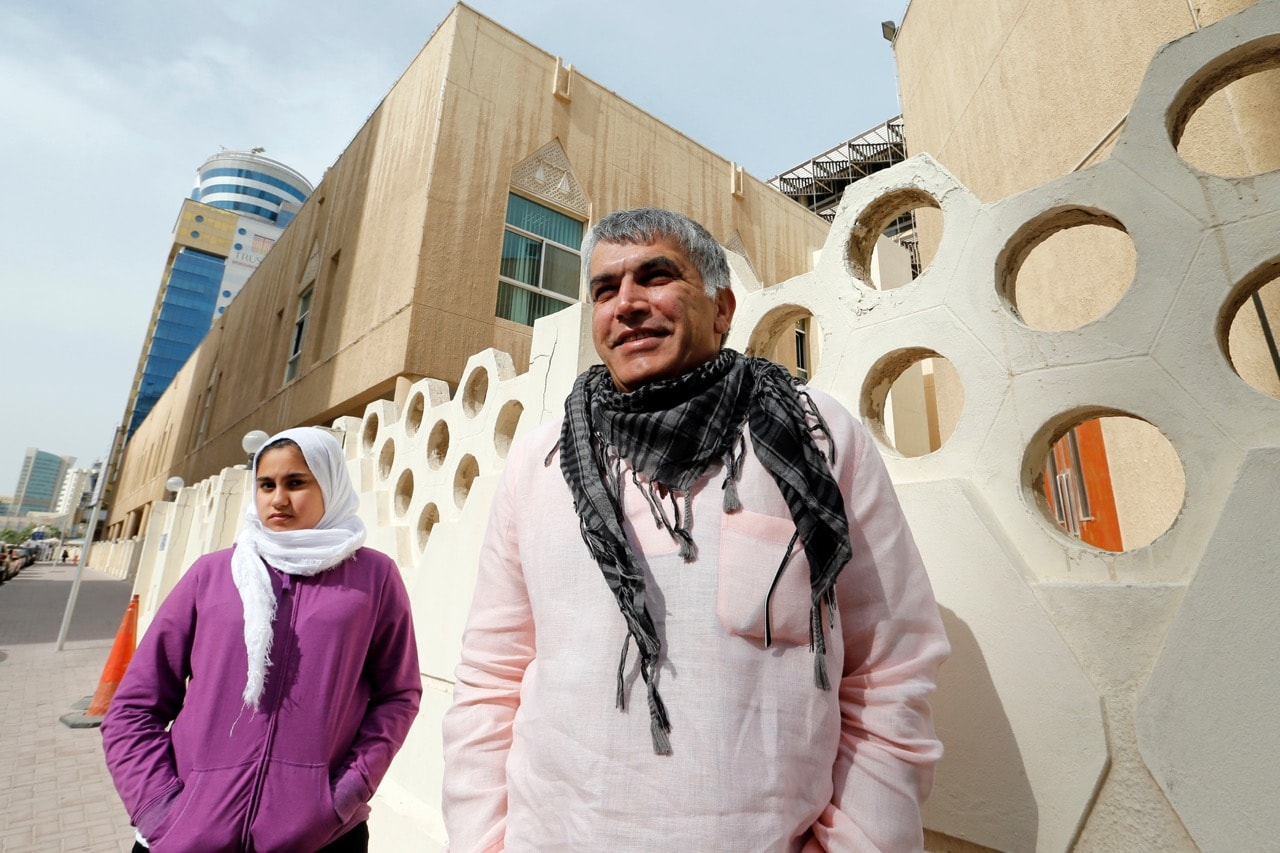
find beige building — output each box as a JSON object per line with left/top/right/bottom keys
{"left": 105, "top": 4, "right": 831, "bottom": 540}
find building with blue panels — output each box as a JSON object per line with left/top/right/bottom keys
{"left": 194, "top": 149, "right": 312, "bottom": 228}
{"left": 11, "top": 448, "right": 75, "bottom": 515}
{"left": 122, "top": 151, "right": 314, "bottom": 439}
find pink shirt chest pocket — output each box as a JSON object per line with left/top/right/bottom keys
{"left": 717, "top": 507, "right": 813, "bottom": 646}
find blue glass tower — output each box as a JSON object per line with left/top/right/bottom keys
{"left": 127, "top": 248, "right": 226, "bottom": 437}
{"left": 123, "top": 151, "right": 314, "bottom": 440}
{"left": 12, "top": 448, "right": 74, "bottom": 515}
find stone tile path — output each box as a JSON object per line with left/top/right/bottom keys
{"left": 0, "top": 561, "right": 135, "bottom": 852}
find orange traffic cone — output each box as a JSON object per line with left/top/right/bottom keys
{"left": 61, "top": 594, "right": 140, "bottom": 729}
{"left": 86, "top": 594, "right": 140, "bottom": 716}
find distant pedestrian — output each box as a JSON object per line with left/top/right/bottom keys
{"left": 60, "top": 549, "right": 68, "bottom": 564}
{"left": 102, "top": 427, "right": 422, "bottom": 852}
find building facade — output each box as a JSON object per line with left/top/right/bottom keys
{"left": 192, "top": 149, "right": 311, "bottom": 228}
{"left": 103, "top": 6, "right": 832, "bottom": 541}
{"left": 10, "top": 448, "right": 74, "bottom": 516}
{"left": 122, "top": 152, "right": 315, "bottom": 440}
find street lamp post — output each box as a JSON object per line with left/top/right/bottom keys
{"left": 242, "top": 430, "right": 270, "bottom": 468}
{"left": 55, "top": 432, "right": 115, "bottom": 652}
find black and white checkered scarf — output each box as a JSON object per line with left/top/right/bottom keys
{"left": 557, "top": 348, "right": 853, "bottom": 754}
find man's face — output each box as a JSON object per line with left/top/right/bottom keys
{"left": 588, "top": 237, "right": 735, "bottom": 393}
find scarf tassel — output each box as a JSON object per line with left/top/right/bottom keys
{"left": 722, "top": 478, "right": 742, "bottom": 513}
{"left": 721, "top": 433, "right": 746, "bottom": 513}
{"left": 676, "top": 529, "right": 697, "bottom": 561}
{"left": 615, "top": 635, "right": 631, "bottom": 709}
{"left": 797, "top": 387, "right": 838, "bottom": 466}
{"left": 811, "top": 602, "right": 831, "bottom": 691}
{"left": 645, "top": 668, "right": 673, "bottom": 756}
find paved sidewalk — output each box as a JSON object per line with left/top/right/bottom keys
{"left": 0, "top": 561, "right": 136, "bottom": 852}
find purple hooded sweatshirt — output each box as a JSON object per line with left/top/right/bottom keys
{"left": 101, "top": 546, "right": 421, "bottom": 852}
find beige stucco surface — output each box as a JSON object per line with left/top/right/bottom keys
{"left": 86, "top": 5, "right": 1280, "bottom": 850}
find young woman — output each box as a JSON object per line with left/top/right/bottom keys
{"left": 102, "top": 427, "right": 422, "bottom": 852}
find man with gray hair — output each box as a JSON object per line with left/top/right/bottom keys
{"left": 443, "top": 207, "right": 948, "bottom": 851}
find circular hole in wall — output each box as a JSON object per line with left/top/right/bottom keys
{"left": 999, "top": 210, "right": 1136, "bottom": 330}
{"left": 405, "top": 392, "right": 425, "bottom": 437}
{"left": 845, "top": 188, "right": 942, "bottom": 288}
{"left": 861, "top": 348, "right": 964, "bottom": 457}
{"left": 1220, "top": 262, "right": 1280, "bottom": 400}
{"left": 394, "top": 469, "right": 414, "bottom": 518}
{"left": 1027, "top": 412, "right": 1184, "bottom": 553}
{"left": 494, "top": 400, "right": 524, "bottom": 458}
{"left": 746, "top": 307, "right": 821, "bottom": 382}
{"left": 378, "top": 438, "right": 396, "bottom": 482}
{"left": 454, "top": 454, "right": 479, "bottom": 509}
{"left": 1173, "top": 52, "right": 1280, "bottom": 177}
{"left": 417, "top": 503, "right": 440, "bottom": 551}
{"left": 361, "top": 413, "right": 380, "bottom": 454}
{"left": 427, "top": 420, "right": 450, "bottom": 470}
{"left": 462, "top": 367, "right": 490, "bottom": 418}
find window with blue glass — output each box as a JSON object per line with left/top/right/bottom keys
{"left": 200, "top": 168, "right": 309, "bottom": 202}
{"left": 207, "top": 200, "right": 278, "bottom": 222}
{"left": 127, "top": 248, "right": 225, "bottom": 438}
{"left": 201, "top": 183, "right": 287, "bottom": 206}
{"left": 496, "top": 194, "right": 583, "bottom": 327}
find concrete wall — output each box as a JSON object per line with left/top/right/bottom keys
{"left": 895, "top": 0, "right": 1280, "bottom": 553}
{"left": 96, "top": 6, "right": 1280, "bottom": 851}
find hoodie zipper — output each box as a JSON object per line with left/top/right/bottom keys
{"left": 241, "top": 572, "right": 299, "bottom": 850}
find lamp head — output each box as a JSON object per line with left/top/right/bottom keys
{"left": 242, "top": 429, "right": 271, "bottom": 457}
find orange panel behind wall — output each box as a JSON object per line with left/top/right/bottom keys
{"left": 1042, "top": 419, "right": 1124, "bottom": 552}
{"left": 1074, "top": 418, "right": 1123, "bottom": 552}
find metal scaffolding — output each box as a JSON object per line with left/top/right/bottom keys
{"left": 768, "top": 116, "right": 920, "bottom": 276}
{"left": 769, "top": 117, "right": 907, "bottom": 220}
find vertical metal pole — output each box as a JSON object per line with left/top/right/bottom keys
{"left": 1251, "top": 291, "right": 1280, "bottom": 385}
{"left": 55, "top": 429, "right": 117, "bottom": 652}
{"left": 54, "top": 498, "right": 101, "bottom": 651}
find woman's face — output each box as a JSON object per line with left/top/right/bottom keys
{"left": 255, "top": 444, "right": 326, "bottom": 531}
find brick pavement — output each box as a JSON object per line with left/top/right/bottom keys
{"left": 0, "top": 561, "right": 135, "bottom": 852}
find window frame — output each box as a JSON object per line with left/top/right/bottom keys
{"left": 284, "top": 286, "right": 314, "bottom": 384}
{"left": 495, "top": 193, "right": 583, "bottom": 326}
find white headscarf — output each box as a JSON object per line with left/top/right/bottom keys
{"left": 231, "top": 427, "right": 366, "bottom": 709}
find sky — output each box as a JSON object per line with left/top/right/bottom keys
{"left": 0, "top": 0, "right": 908, "bottom": 495}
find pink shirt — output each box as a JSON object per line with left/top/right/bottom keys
{"left": 442, "top": 391, "right": 948, "bottom": 852}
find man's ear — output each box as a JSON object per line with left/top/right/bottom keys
{"left": 713, "top": 288, "right": 736, "bottom": 337}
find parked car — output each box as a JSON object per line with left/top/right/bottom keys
{"left": 2, "top": 546, "right": 34, "bottom": 582}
